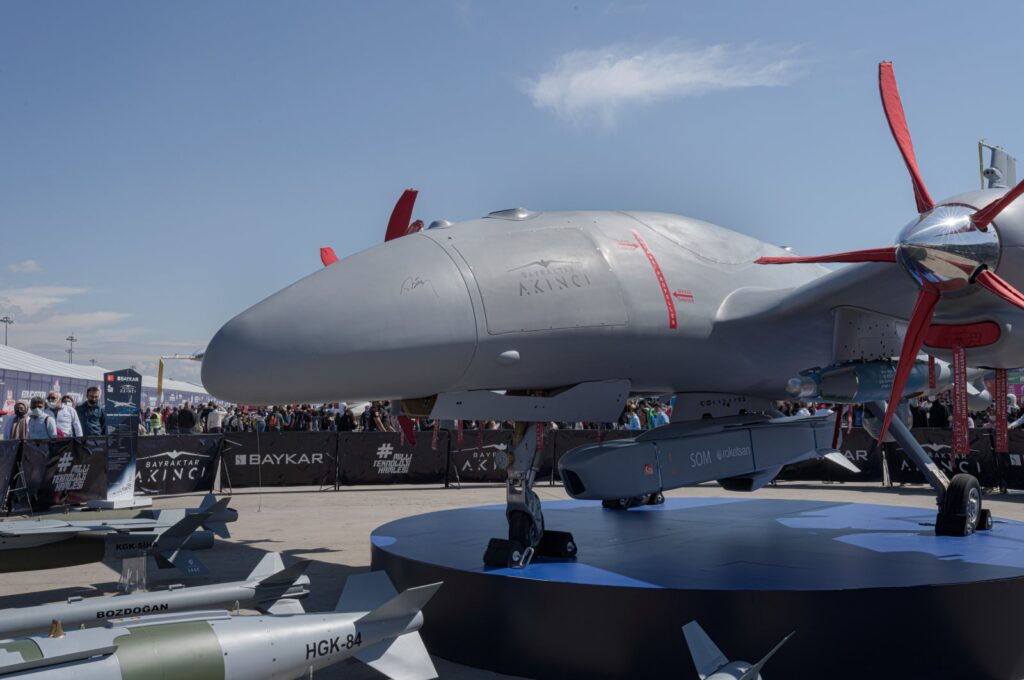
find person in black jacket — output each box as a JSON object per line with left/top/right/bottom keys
{"left": 178, "top": 402, "right": 197, "bottom": 433}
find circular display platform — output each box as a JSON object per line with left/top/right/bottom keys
{"left": 371, "top": 498, "right": 1024, "bottom": 679}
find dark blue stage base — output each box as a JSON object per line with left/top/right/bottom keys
{"left": 371, "top": 498, "right": 1024, "bottom": 680}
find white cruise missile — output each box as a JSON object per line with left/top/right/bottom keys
{"left": 0, "top": 571, "right": 441, "bottom": 680}
{"left": 0, "top": 552, "right": 309, "bottom": 639}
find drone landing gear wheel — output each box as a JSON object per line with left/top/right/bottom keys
{"left": 484, "top": 423, "right": 577, "bottom": 568}
{"left": 602, "top": 496, "right": 649, "bottom": 510}
{"left": 935, "top": 474, "right": 990, "bottom": 536}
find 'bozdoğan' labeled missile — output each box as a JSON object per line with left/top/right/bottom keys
{"left": 0, "top": 571, "right": 441, "bottom": 680}
{"left": 0, "top": 552, "right": 310, "bottom": 639}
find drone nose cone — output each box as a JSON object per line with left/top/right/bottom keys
{"left": 202, "top": 235, "right": 477, "bottom": 404}
{"left": 558, "top": 439, "right": 661, "bottom": 500}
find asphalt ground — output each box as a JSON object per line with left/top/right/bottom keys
{"left": 4, "top": 481, "right": 1024, "bottom": 679}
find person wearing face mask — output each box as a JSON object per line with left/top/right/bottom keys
{"left": 26, "top": 397, "right": 58, "bottom": 439}
{"left": 51, "top": 394, "right": 83, "bottom": 438}
{"left": 2, "top": 401, "right": 30, "bottom": 440}
{"left": 75, "top": 386, "right": 107, "bottom": 436}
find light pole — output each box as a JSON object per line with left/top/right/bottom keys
{"left": 66, "top": 334, "right": 78, "bottom": 364}
{"left": 89, "top": 358, "right": 97, "bottom": 366}
{"left": 0, "top": 316, "right": 12, "bottom": 346}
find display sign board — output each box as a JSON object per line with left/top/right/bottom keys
{"left": 103, "top": 369, "right": 142, "bottom": 504}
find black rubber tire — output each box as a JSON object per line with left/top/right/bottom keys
{"left": 936, "top": 474, "right": 982, "bottom": 537}
{"left": 508, "top": 510, "right": 541, "bottom": 547}
{"left": 601, "top": 497, "right": 642, "bottom": 510}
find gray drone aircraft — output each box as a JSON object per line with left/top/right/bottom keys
{"left": 203, "top": 62, "right": 1024, "bottom": 565}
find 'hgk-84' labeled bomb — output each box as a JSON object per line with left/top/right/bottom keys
{"left": 0, "top": 572, "right": 440, "bottom": 680}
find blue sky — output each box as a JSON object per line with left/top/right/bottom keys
{"left": 2, "top": 1, "right": 1022, "bottom": 384}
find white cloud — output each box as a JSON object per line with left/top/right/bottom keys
{"left": 523, "top": 43, "right": 802, "bottom": 127}
{"left": 8, "top": 260, "right": 42, "bottom": 273}
{"left": 0, "top": 286, "right": 88, "bottom": 316}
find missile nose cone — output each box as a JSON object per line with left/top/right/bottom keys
{"left": 202, "top": 235, "right": 477, "bottom": 404}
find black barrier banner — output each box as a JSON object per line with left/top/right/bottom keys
{"left": 135, "top": 435, "right": 220, "bottom": 495}
{"left": 777, "top": 428, "right": 884, "bottom": 483}
{"left": 340, "top": 431, "right": 447, "bottom": 485}
{"left": 447, "top": 430, "right": 514, "bottom": 484}
{"left": 21, "top": 437, "right": 108, "bottom": 508}
{"left": 1001, "top": 430, "right": 1024, "bottom": 490}
{"left": 551, "top": 429, "right": 634, "bottom": 482}
{"left": 887, "top": 428, "right": 996, "bottom": 486}
{"left": 0, "top": 440, "right": 19, "bottom": 509}
{"left": 222, "top": 432, "right": 336, "bottom": 487}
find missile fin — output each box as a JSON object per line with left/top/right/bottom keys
{"left": 823, "top": 450, "right": 861, "bottom": 474}
{"left": 255, "top": 558, "right": 310, "bottom": 588}
{"left": 247, "top": 552, "right": 286, "bottom": 581}
{"left": 682, "top": 621, "right": 729, "bottom": 680}
{"left": 354, "top": 582, "right": 441, "bottom": 626}
{"left": 353, "top": 631, "right": 437, "bottom": 680}
{"left": 335, "top": 571, "right": 397, "bottom": 615}
{"left": 738, "top": 631, "right": 795, "bottom": 680}
{"left": 262, "top": 598, "right": 305, "bottom": 615}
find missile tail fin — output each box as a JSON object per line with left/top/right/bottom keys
{"left": 353, "top": 631, "right": 437, "bottom": 680}
{"left": 335, "top": 571, "right": 398, "bottom": 614}
{"left": 682, "top": 621, "right": 729, "bottom": 680}
{"left": 337, "top": 572, "right": 440, "bottom": 680}
{"left": 738, "top": 631, "right": 795, "bottom": 680}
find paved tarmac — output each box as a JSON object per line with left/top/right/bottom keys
{"left": 4, "top": 481, "right": 1024, "bottom": 678}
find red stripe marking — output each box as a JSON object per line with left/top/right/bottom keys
{"left": 631, "top": 229, "right": 677, "bottom": 329}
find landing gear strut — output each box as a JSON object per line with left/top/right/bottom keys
{"left": 483, "top": 423, "right": 577, "bottom": 568}
{"left": 865, "top": 401, "right": 992, "bottom": 536}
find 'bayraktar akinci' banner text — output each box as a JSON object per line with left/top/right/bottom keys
{"left": 135, "top": 435, "right": 220, "bottom": 495}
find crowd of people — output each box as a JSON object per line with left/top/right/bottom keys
{"left": 3, "top": 388, "right": 1024, "bottom": 441}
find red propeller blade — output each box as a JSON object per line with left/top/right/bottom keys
{"left": 972, "top": 177, "right": 1024, "bottom": 232}
{"left": 879, "top": 62, "right": 934, "bottom": 214}
{"left": 397, "top": 415, "right": 417, "bottom": 446}
{"left": 756, "top": 247, "right": 897, "bottom": 265}
{"left": 385, "top": 189, "right": 418, "bottom": 242}
{"left": 407, "top": 219, "right": 424, "bottom": 236}
{"left": 320, "top": 247, "right": 338, "bottom": 267}
{"left": 877, "top": 285, "right": 941, "bottom": 443}
{"left": 975, "top": 269, "right": 1024, "bottom": 310}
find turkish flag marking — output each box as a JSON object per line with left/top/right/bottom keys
{"left": 630, "top": 229, "right": 677, "bottom": 329}
{"left": 996, "top": 369, "right": 1009, "bottom": 454}
{"left": 951, "top": 344, "right": 970, "bottom": 462}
